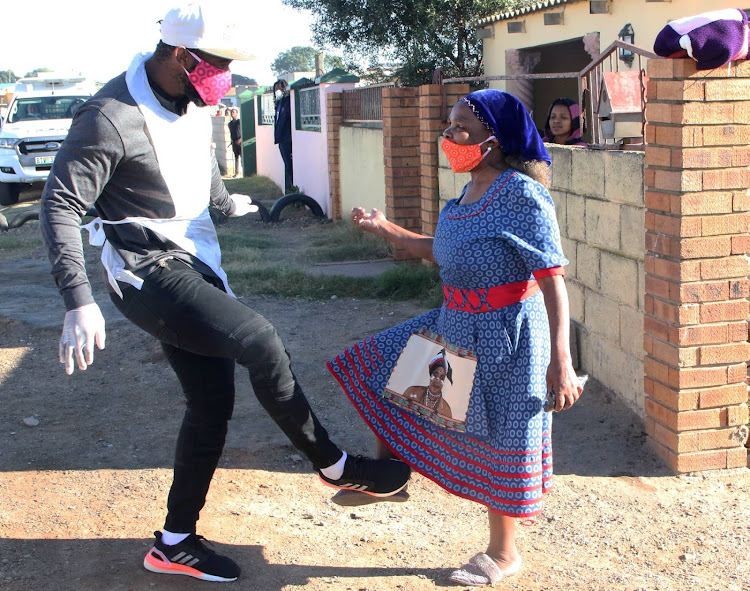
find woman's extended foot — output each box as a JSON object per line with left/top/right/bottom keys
{"left": 487, "top": 552, "right": 522, "bottom": 576}
{"left": 448, "top": 553, "right": 522, "bottom": 586}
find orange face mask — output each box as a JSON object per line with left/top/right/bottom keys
{"left": 441, "top": 135, "right": 496, "bottom": 173}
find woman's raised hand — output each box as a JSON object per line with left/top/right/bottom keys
{"left": 351, "top": 207, "right": 387, "bottom": 234}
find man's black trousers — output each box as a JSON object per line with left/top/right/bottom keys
{"left": 110, "top": 259, "right": 343, "bottom": 533}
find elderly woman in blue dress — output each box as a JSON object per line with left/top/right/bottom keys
{"left": 327, "top": 89, "right": 583, "bottom": 586}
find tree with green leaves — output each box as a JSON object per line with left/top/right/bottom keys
{"left": 271, "top": 46, "right": 349, "bottom": 76}
{"left": 231, "top": 74, "right": 258, "bottom": 87}
{"left": 23, "top": 68, "right": 53, "bottom": 78}
{"left": 0, "top": 70, "right": 19, "bottom": 84}
{"left": 282, "top": 0, "right": 514, "bottom": 85}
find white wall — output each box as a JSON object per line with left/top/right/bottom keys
{"left": 339, "top": 125, "right": 386, "bottom": 216}
{"left": 291, "top": 82, "right": 356, "bottom": 216}
{"left": 255, "top": 97, "right": 286, "bottom": 192}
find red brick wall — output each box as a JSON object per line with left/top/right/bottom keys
{"left": 381, "top": 87, "right": 420, "bottom": 259}
{"left": 418, "top": 84, "right": 470, "bottom": 236}
{"left": 644, "top": 58, "right": 750, "bottom": 472}
{"left": 326, "top": 91, "right": 343, "bottom": 220}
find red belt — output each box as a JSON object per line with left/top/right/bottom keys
{"left": 443, "top": 281, "right": 539, "bottom": 313}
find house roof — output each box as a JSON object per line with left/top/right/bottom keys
{"left": 477, "top": 0, "right": 585, "bottom": 26}
{"left": 315, "top": 68, "right": 360, "bottom": 84}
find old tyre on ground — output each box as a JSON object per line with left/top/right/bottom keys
{"left": 0, "top": 182, "right": 20, "bottom": 206}
{"left": 269, "top": 193, "right": 325, "bottom": 223}
{"left": 253, "top": 200, "right": 271, "bottom": 223}
{"left": 8, "top": 210, "right": 40, "bottom": 229}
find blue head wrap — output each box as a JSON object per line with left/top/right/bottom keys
{"left": 461, "top": 89, "right": 551, "bottom": 165}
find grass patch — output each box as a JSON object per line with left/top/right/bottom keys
{"left": 223, "top": 175, "right": 283, "bottom": 203}
{"left": 216, "top": 229, "right": 277, "bottom": 252}
{"left": 218, "top": 219, "right": 441, "bottom": 307}
{"left": 307, "top": 221, "right": 391, "bottom": 262}
{"left": 0, "top": 227, "right": 41, "bottom": 253}
{"left": 226, "top": 255, "right": 442, "bottom": 308}
{"left": 372, "top": 264, "right": 443, "bottom": 307}
{"left": 228, "top": 265, "right": 375, "bottom": 300}
{"left": 0, "top": 206, "right": 43, "bottom": 255}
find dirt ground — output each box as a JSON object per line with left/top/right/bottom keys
{"left": 0, "top": 217, "right": 748, "bottom": 591}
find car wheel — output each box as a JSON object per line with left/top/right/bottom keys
{"left": 0, "top": 182, "right": 20, "bottom": 206}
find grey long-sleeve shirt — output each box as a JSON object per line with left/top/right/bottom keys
{"left": 40, "top": 72, "right": 233, "bottom": 311}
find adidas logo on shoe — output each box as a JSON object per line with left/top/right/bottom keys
{"left": 319, "top": 455, "right": 410, "bottom": 497}
{"left": 143, "top": 531, "right": 240, "bottom": 582}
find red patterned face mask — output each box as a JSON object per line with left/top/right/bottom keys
{"left": 184, "top": 50, "right": 232, "bottom": 106}
{"left": 441, "top": 136, "right": 496, "bottom": 173}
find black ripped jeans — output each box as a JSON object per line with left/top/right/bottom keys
{"left": 110, "top": 260, "right": 342, "bottom": 533}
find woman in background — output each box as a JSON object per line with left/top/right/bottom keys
{"left": 542, "top": 97, "right": 587, "bottom": 147}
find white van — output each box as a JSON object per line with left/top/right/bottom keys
{"left": 0, "top": 74, "right": 95, "bottom": 205}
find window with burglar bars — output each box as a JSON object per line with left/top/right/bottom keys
{"left": 259, "top": 93, "right": 275, "bottom": 125}
{"left": 296, "top": 86, "right": 321, "bottom": 131}
{"left": 342, "top": 84, "right": 392, "bottom": 121}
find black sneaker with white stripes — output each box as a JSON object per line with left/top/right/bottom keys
{"left": 143, "top": 531, "right": 240, "bottom": 582}
{"left": 319, "top": 455, "right": 411, "bottom": 497}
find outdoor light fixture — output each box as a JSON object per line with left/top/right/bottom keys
{"left": 619, "top": 23, "right": 635, "bottom": 66}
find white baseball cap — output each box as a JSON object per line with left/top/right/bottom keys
{"left": 160, "top": 3, "right": 255, "bottom": 61}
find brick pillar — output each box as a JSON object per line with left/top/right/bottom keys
{"left": 326, "top": 91, "right": 343, "bottom": 220}
{"left": 644, "top": 58, "right": 750, "bottom": 472}
{"left": 419, "top": 84, "right": 471, "bottom": 236}
{"left": 382, "top": 87, "right": 420, "bottom": 259}
{"left": 419, "top": 85, "right": 444, "bottom": 236}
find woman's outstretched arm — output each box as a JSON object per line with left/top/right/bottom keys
{"left": 352, "top": 208, "right": 435, "bottom": 262}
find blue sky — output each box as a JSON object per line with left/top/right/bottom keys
{"left": 2, "top": 1, "right": 317, "bottom": 84}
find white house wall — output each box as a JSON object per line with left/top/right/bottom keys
{"left": 291, "top": 82, "right": 357, "bottom": 217}
{"left": 339, "top": 125, "right": 386, "bottom": 217}
{"left": 255, "top": 98, "right": 287, "bottom": 194}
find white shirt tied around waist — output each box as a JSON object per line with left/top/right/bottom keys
{"left": 82, "top": 52, "right": 234, "bottom": 299}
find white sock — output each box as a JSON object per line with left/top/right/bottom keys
{"left": 320, "top": 451, "right": 347, "bottom": 480}
{"left": 161, "top": 530, "right": 190, "bottom": 545}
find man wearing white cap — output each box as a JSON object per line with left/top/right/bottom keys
{"left": 40, "top": 2, "right": 409, "bottom": 583}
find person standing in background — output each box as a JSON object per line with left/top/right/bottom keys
{"left": 273, "top": 79, "right": 293, "bottom": 193}
{"left": 228, "top": 106, "right": 242, "bottom": 177}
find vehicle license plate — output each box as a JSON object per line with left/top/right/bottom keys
{"left": 35, "top": 156, "right": 55, "bottom": 165}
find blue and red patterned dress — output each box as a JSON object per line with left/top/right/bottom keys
{"left": 328, "top": 169, "right": 569, "bottom": 517}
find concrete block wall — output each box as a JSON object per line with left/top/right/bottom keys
{"left": 643, "top": 58, "right": 750, "bottom": 472}
{"left": 548, "top": 145, "right": 647, "bottom": 413}
{"left": 435, "top": 142, "right": 647, "bottom": 415}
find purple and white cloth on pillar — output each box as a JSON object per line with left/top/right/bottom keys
{"left": 654, "top": 8, "right": 750, "bottom": 70}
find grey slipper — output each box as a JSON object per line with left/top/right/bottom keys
{"left": 331, "top": 488, "right": 409, "bottom": 507}
{"left": 448, "top": 553, "right": 521, "bottom": 587}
